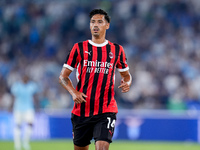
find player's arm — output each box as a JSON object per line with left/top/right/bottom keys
{"left": 10, "top": 84, "right": 17, "bottom": 112}
{"left": 9, "top": 95, "right": 15, "bottom": 112}
{"left": 59, "top": 67, "right": 87, "bottom": 104}
{"left": 118, "top": 70, "right": 132, "bottom": 93}
{"left": 33, "top": 94, "right": 40, "bottom": 112}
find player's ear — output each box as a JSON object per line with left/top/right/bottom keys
{"left": 106, "top": 23, "right": 110, "bottom": 30}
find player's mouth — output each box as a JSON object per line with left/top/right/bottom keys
{"left": 93, "top": 28, "right": 99, "bottom": 32}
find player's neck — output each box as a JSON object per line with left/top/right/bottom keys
{"left": 91, "top": 36, "right": 106, "bottom": 44}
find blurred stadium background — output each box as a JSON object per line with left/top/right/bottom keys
{"left": 0, "top": 0, "right": 200, "bottom": 149}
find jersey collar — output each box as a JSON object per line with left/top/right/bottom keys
{"left": 88, "top": 40, "right": 108, "bottom": 47}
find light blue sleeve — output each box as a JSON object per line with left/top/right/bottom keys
{"left": 31, "top": 82, "right": 40, "bottom": 94}
{"left": 11, "top": 82, "right": 19, "bottom": 95}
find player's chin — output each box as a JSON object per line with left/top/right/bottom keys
{"left": 93, "top": 33, "right": 99, "bottom": 37}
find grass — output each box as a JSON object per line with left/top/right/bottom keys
{"left": 0, "top": 140, "right": 200, "bottom": 150}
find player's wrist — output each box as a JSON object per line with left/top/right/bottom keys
{"left": 125, "top": 73, "right": 132, "bottom": 86}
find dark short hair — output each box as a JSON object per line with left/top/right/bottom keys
{"left": 89, "top": 9, "right": 110, "bottom": 23}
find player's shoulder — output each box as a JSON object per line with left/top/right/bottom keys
{"left": 108, "top": 41, "right": 123, "bottom": 48}
{"left": 72, "top": 40, "right": 87, "bottom": 52}
{"left": 28, "top": 81, "right": 39, "bottom": 91}
{"left": 26, "top": 80, "right": 35, "bottom": 87}
{"left": 72, "top": 40, "right": 88, "bottom": 50}
{"left": 12, "top": 81, "right": 21, "bottom": 87}
{"left": 11, "top": 81, "right": 22, "bottom": 92}
{"left": 108, "top": 41, "right": 124, "bottom": 52}
{"left": 75, "top": 40, "right": 88, "bottom": 45}
{"left": 28, "top": 80, "right": 35, "bottom": 84}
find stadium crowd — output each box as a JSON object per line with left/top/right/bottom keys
{"left": 0, "top": 0, "right": 200, "bottom": 111}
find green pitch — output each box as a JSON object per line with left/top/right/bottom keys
{"left": 0, "top": 140, "right": 200, "bottom": 150}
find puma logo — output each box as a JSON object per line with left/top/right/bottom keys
{"left": 109, "top": 130, "right": 113, "bottom": 136}
{"left": 85, "top": 51, "right": 91, "bottom": 56}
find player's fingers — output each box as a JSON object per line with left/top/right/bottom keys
{"left": 77, "top": 98, "right": 82, "bottom": 103}
{"left": 80, "top": 94, "right": 87, "bottom": 103}
{"left": 122, "top": 89, "right": 129, "bottom": 93}
{"left": 74, "top": 99, "right": 80, "bottom": 104}
{"left": 75, "top": 96, "right": 84, "bottom": 103}
{"left": 82, "top": 93, "right": 87, "bottom": 98}
{"left": 80, "top": 98, "right": 86, "bottom": 103}
{"left": 119, "top": 81, "right": 130, "bottom": 88}
{"left": 121, "top": 86, "right": 129, "bottom": 92}
{"left": 118, "top": 82, "right": 127, "bottom": 88}
{"left": 122, "top": 86, "right": 129, "bottom": 91}
{"left": 118, "top": 84, "right": 125, "bottom": 88}
{"left": 78, "top": 96, "right": 86, "bottom": 103}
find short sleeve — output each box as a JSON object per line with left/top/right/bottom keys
{"left": 63, "top": 43, "right": 80, "bottom": 71}
{"left": 31, "top": 82, "right": 39, "bottom": 94}
{"left": 11, "top": 83, "right": 18, "bottom": 95}
{"left": 116, "top": 46, "right": 129, "bottom": 72}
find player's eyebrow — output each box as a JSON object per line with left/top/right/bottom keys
{"left": 91, "top": 19, "right": 104, "bottom": 22}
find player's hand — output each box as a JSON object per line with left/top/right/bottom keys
{"left": 72, "top": 91, "right": 87, "bottom": 104}
{"left": 118, "top": 79, "right": 130, "bottom": 93}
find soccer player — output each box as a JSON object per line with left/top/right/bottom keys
{"left": 59, "top": 9, "right": 132, "bottom": 150}
{"left": 11, "top": 74, "right": 39, "bottom": 150}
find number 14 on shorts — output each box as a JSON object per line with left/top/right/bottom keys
{"left": 107, "top": 117, "right": 116, "bottom": 129}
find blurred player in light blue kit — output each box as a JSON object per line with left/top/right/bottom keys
{"left": 11, "top": 74, "right": 39, "bottom": 150}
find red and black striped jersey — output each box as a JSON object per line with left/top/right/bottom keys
{"left": 63, "top": 40, "right": 129, "bottom": 117}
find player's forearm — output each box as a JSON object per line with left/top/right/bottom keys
{"left": 59, "top": 75, "right": 76, "bottom": 96}
{"left": 120, "top": 71, "right": 132, "bottom": 86}
{"left": 124, "top": 73, "right": 132, "bottom": 86}
{"left": 123, "top": 73, "right": 131, "bottom": 82}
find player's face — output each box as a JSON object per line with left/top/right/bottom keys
{"left": 23, "top": 75, "right": 29, "bottom": 83}
{"left": 90, "top": 14, "right": 110, "bottom": 38}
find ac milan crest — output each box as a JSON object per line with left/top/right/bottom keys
{"left": 109, "top": 52, "right": 113, "bottom": 59}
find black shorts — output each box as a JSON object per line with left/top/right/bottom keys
{"left": 71, "top": 113, "right": 116, "bottom": 147}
